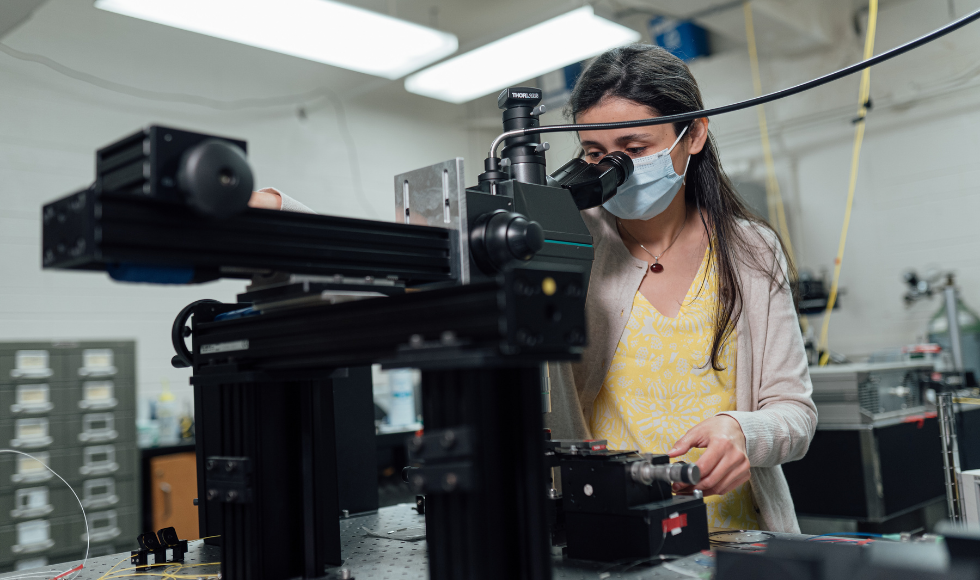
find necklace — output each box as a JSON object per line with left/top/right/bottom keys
{"left": 618, "top": 213, "right": 687, "bottom": 273}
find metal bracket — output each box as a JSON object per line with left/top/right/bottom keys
{"left": 407, "top": 427, "right": 474, "bottom": 463}
{"left": 407, "top": 462, "right": 475, "bottom": 494}
{"left": 205, "top": 456, "right": 253, "bottom": 503}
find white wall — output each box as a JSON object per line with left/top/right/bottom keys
{"left": 0, "top": 0, "right": 495, "bottom": 412}
{"left": 688, "top": 0, "right": 980, "bottom": 359}
{"left": 4, "top": 0, "right": 980, "bottom": 412}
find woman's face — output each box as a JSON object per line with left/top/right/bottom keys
{"left": 575, "top": 97, "right": 707, "bottom": 177}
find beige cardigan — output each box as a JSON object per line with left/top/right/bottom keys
{"left": 279, "top": 191, "right": 816, "bottom": 531}
{"left": 545, "top": 207, "right": 817, "bottom": 533}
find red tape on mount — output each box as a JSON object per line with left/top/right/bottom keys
{"left": 662, "top": 513, "right": 688, "bottom": 534}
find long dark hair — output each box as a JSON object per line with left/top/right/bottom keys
{"left": 567, "top": 44, "right": 796, "bottom": 371}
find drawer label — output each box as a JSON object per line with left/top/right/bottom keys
{"left": 201, "top": 340, "right": 249, "bottom": 354}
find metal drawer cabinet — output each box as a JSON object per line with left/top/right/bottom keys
{"left": 69, "top": 505, "right": 140, "bottom": 551}
{"left": 0, "top": 476, "right": 137, "bottom": 521}
{"left": 0, "top": 485, "right": 79, "bottom": 520}
{"left": 68, "top": 377, "right": 134, "bottom": 413}
{"left": 0, "top": 417, "right": 70, "bottom": 451}
{"left": 0, "top": 383, "right": 73, "bottom": 417}
{"left": 0, "top": 515, "right": 74, "bottom": 566}
{"left": 65, "top": 344, "right": 135, "bottom": 385}
{"left": 64, "top": 344, "right": 136, "bottom": 419}
{"left": 64, "top": 443, "right": 137, "bottom": 483}
{"left": 0, "top": 346, "right": 68, "bottom": 386}
{"left": 0, "top": 449, "right": 72, "bottom": 494}
{"left": 78, "top": 476, "right": 138, "bottom": 512}
{"left": 66, "top": 412, "right": 135, "bottom": 446}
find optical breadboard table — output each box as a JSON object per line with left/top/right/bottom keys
{"left": 1, "top": 504, "right": 794, "bottom": 580}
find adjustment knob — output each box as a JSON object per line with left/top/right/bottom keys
{"left": 470, "top": 210, "right": 545, "bottom": 274}
{"left": 177, "top": 139, "right": 254, "bottom": 219}
{"left": 505, "top": 215, "right": 544, "bottom": 261}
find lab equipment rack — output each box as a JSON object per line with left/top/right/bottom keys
{"left": 0, "top": 341, "right": 138, "bottom": 572}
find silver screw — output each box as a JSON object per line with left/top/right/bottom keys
{"left": 339, "top": 568, "right": 353, "bottom": 580}
{"left": 441, "top": 430, "right": 456, "bottom": 449}
{"left": 342, "top": 509, "right": 350, "bottom": 518}
{"left": 408, "top": 435, "right": 423, "bottom": 453}
{"left": 443, "top": 472, "right": 458, "bottom": 492}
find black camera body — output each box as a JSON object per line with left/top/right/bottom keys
{"left": 96, "top": 125, "right": 253, "bottom": 219}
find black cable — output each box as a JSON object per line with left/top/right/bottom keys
{"left": 508, "top": 6, "right": 980, "bottom": 140}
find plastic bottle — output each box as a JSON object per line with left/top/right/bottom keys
{"left": 387, "top": 368, "right": 417, "bottom": 429}
{"left": 157, "top": 381, "right": 180, "bottom": 446}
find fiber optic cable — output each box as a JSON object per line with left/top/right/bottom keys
{"left": 0, "top": 450, "right": 89, "bottom": 580}
{"left": 488, "top": 4, "right": 980, "bottom": 156}
{"left": 743, "top": 1, "right": 795, "bottom": 263}
{"left": 818, "top": 0, "right": 878, "bottom": 366}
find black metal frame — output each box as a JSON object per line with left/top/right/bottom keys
{"left": 42, "top": 189, "right": 454, "bottom": 284}
{"left": 185, "top": 268, "right": 584, "bottom": 580}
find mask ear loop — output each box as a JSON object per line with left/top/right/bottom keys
{"left": 667, "top": 125, "right": 689, "bottom": 154}
{"left": 668, "top": 125, "right": 691, "bottom": 180}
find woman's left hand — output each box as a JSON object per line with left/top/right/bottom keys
{"left": 248, "top": 188, "right": 283, "bottom": 210}
{"left": 667, "top": 415, "right": 750, "bottom": 497}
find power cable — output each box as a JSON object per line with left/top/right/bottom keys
{"left": 0, "top": 42, "right": 379, "bottom": 219}
{"left": 818, "top": 0, "right": 878, "bottom": 366}
{"left": 743, "top": 1, "right": 794, "bottom": 263}
{"left": 0, "top": 41, "right": 335, "bottom": 111}
{"left": 488, "top": 5, "right": 980, "bottom": 156}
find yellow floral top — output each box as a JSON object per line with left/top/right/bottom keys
{"left": 589, "top": 248, "right": 758, "bottom": 531}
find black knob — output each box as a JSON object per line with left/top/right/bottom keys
{"left": 177, "top": 139, "right": 254, "bottom": 219}
{"left": 402, "top": 466, "right": 419, "bottom": 483}
{"left": 506, "top": 215, "right": 544, "bottom": 260}
{"left": 470, "top": 210, "right": 544, "bottom": 274}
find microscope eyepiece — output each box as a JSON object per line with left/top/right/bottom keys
{"left": 549, "top": 151, "right": 634, "bottom": 211}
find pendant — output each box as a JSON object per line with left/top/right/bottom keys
{"left": 650, "top": 261, "right": 664, "bottom": 273}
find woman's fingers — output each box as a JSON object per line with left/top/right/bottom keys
{"left": 697, "top": 449, "right": 750, "bottom": 496}
{"left": 708, "top": 469, "right": 751, "bottom": 497}
{"left": 248, "top": 188, "right": 283, "bottom": 210}
{"left": 691, "top": 439, "right": 726, "bottom": 481}
{"left": 668, "top": 425, "right": 706, "bottom": 458}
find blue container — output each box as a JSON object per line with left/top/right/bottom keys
{"left": 649, "top": 17, "right": 710, "bottom": 62}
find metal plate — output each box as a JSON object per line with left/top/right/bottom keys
{"left": 0, "top": 505, "right": 788, "bottom": 579}
{"left": 393, "top": 159, "right": 468, "bottom": 283}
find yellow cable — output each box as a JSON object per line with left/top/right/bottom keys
{"left": 818, "top": 0, "right": 878, "bottom": 365}
{"left": 98, "top": 556, "right": 133, "bottom": 580}
{"left": 743, "top": 2, "right": 795, "bottom": 264}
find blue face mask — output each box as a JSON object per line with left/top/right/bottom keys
{"left": 602, "top": 126, "right": 689, "bottom": 221}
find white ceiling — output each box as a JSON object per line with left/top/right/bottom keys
{"left": 0, "top": 0, "right": 891, "bottom": 106}
{"left": 0, "top": 0, "right": 49, "bottom": 38}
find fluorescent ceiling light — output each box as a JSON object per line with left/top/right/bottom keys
{"left": 94, "top": 0, "right": 459, "bottom": 79}
{"left": 405, "top": 7, "right": 640, "bottom": 104}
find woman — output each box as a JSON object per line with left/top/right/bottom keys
{"left": 256, "top": 44, "right": 815, "bottom": 534}
{"left": 545, "top": 44, "right": 815, "bottom": 533}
